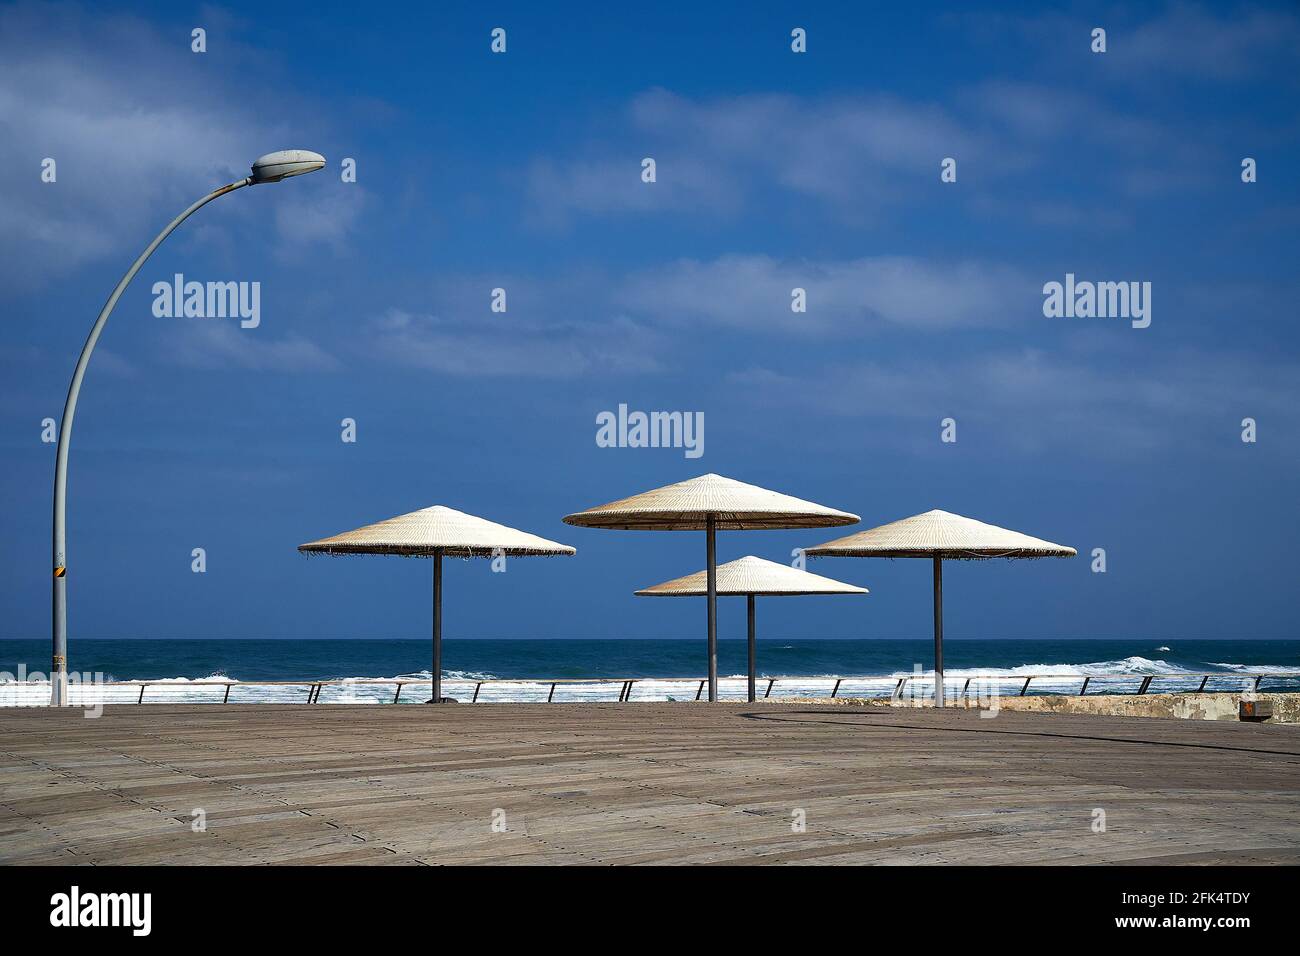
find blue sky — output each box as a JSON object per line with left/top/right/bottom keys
{"left": 2, "top": 1, "right": 1298, "bottom": 645}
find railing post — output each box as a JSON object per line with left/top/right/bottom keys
{"left": 88, "top": 670, "right": 1300, "bottom": 708}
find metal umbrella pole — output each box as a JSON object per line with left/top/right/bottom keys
{"left": 300, "top": 504, "right": 573, "bottom": 707}
{"left": 431, "top": 550, "right": 443, "bottom": 704}
{"left": 747, "top": 593, "right": 757, "bottom": 702}
{"left": 706, "top": 514, "right": 717, "bottom": 702}
{"left": 933, "top": 556, "right": 944, "bottom": 708}
{"left": 563, "top": 475, "right": 859, "bottom": 706}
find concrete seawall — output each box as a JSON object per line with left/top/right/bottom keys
{"left": 797, "top": 692, "right": 1300, "bottom": 722}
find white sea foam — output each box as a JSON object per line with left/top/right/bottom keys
{"left": 890, "top": 656, "right": 1194, "bottom": 679}
{"left": 1209, "top": 663, "right": 1300, "bottom": 675}
{"left": 1, "top": 657, "right": 1294, "bottom": 706}
{"left": 146, "top": 673, "right": 238, "bottom": 683}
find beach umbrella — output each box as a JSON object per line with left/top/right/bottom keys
{"left": 563, "top": 474, "right": 858, "bottom": 701}
{"left": 805, "top": 510, "right": 1075, "bottom": 707}
{"left": 635, "top": 555, "right": 867, "bottom": 702}
{"left": 299, "top": 506, "right": 574, "bottom": 703}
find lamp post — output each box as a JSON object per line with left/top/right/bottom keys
{"left": 50, "top": 150, "right": 326, "bottom": 706}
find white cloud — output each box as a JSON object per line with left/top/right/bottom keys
{"left": 617, "top": 254, "right": 1033, "bottom": 333}
{"left": 1120, "top": 3, "right": 1300, "bottom": 81}
{"left": 528, "top": 88, "right": 984, "bottom": 224}
{"left": 365, "top": 252, "right": 1033, "bottom": 380}
{"left": 727, "top": 346, "right": 1300, "bottom": 455}
{"left": 0, "top": 3, "right": 363, "bottom": 288}
{"left": 953, "top": 4, "right": 1300, "bottom": 84}
{"left": 525, "top": 53, "right": 1274, "bottom": 226}
{"left": 272, "top": 184, "right": 368, "bottom": 256}
{"left": 527, "top": 155, "right": 738, "bottom": 227}
{"left": 368, "top": 309, "right": 662, "bottom": 378}
{"left": 166, "top": 323, "right": 339, "bottom": 373}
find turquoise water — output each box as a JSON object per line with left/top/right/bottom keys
{"left": 1, "top": 638, "right": 1296, "bottom": 704}
{"left": 2, "top": 637, "right": 1297, "bottom": 682}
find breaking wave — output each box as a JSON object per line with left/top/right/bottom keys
{"left": 2, "top": 656, "right": 1294, "bottom": 706}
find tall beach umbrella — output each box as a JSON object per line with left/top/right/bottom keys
{"left": 564, "top": 474, "right": 858, "bottom": 701}
{"left": 635, "top": 555, "right": 867, "bottom": 702}
{"left": 805, "top": 510, "right": 1074, "bottom": 707}
{"left": 299, "top": 505, "right": 575, "bottom": 703}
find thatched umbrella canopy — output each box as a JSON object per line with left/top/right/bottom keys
{"left": 636, "top": 555, "right": 867, "bottom": 701}
{"left": 805, "top": 510, "right": 1075, "bottom": 706}
{"left": 564, "top": 474, "right": 858, "bottom": 701}
{"left": 299, "top": 505, "right": 574, "bottom": 703}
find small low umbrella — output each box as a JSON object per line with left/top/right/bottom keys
{"left": 564, "top": 474, "right": 858, "bottom": 701}
{"left": 805, "top": 510, "right": 1074, "bottom": 707}
{"left": 299, "top": 506, "right": 574, "bottom": 703}
{"left": 635, "top": 555, "right": 867, "bottom": 701}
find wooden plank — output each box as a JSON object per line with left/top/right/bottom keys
{"left": 1, "top": 703, "right": 1298, "bottom": 866}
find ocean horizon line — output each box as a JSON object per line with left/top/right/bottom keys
{"left": 3, "top": 636, "right": 1293, "bottom": 643}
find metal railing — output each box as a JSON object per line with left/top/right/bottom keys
{"left": 925, "top": 671, "right": 1296, "bottom": 700}
{"left": 5, "top": 670, "right": 1296, "bottom": 705}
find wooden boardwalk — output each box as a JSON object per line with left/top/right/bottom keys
{"left": 2, "top": 703, "right": 1299, "bottom": 865}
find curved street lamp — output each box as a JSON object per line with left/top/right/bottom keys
{"left": 50, "top": 150, "right": 326, "bottom": 705}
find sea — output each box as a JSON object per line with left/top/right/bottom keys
{"left": 1, "top": 638, "right": 1296, "bottom": 706}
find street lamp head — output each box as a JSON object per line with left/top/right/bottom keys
{"left": 249, "top": 149, "right": 326, "bottom": 184}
